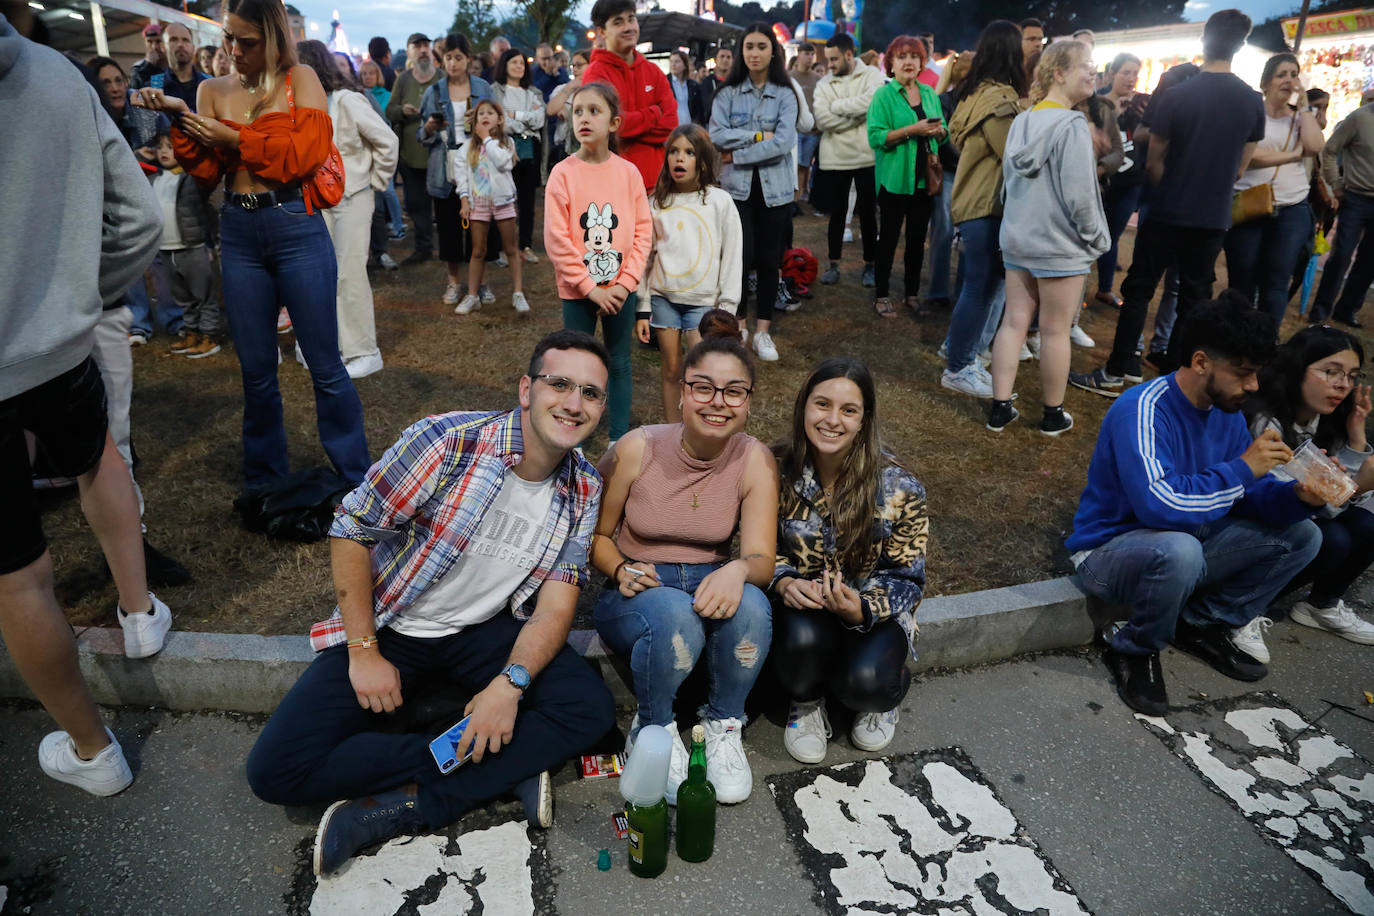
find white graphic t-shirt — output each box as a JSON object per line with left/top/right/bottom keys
{"left": 388, "top": 469, "right": 557, "bottom": 638}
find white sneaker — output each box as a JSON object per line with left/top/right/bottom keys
{"left": 1229, "top": 616, "right": 1273, "bottom": 664}
{"left": 1290, "top": 600, "right": 1374, "bottom": 645}
{"left": 454, "top": 294, "right": 481, "bottom": 315}
{"left": 118, "top": 592, "right": 171, "bottom": 659}
{"left": 624, "top": 715, "right": 689, "bottom": 805}
{"left": 294, "top": 342, "right": 308, "bottom": 369}
{"left": 938, "top": 340, "right": 949, "bottom": 360}
{"left": 1019, "top": 342, "right": 1033, "bottom": 361}
{"left": 1070, "top": 324, "right": 1096, "bottom": 348}
{"left": 753, "top": 331, "right": 779, "bottom": 362}
{"left": 783, "top": 699, "right": 831, "bottom": 764}
{"left": 972, "top": 362, "right": 994, "bottom": 388}
{"left": 479, "top": 284, "right": 496, "bottom": 305}
{"left": 512, "top": 292, "right": 530, "bottom": 313}
{"left": 441, "top": 282, "right": 462, "bottom": 306}
{"left": 842, "top": 227, "right": 854, "bottom": 243}
{"left": 496, "top": 252, "right": 509, "bottom": 268}
{"left": 976, "top": 348, "right": 992, "bottom": 368}
{"left": 740, "top": 328, "right": 749, "bottom": 347}
{"left": 941, "top": 363, "right": 992, "bottom": 398}
{"left": 344, "top": 352, "right": 384, "bottom": 379}
{"left": 851, "top": 707, "right": 900, "bottom": 752}
{"left": 379, "top": 253, "right": 399, "bottom": 270}
{"left": 522, "top": 248, "right": 540, "bottom": 264}
{"left": 38, "top": 726, "right": 133, "bottom": 796}
{"left": 1026, "top": 332, "right": 1042, "bottom": 360}
{"left": 701, "top": 717, "right": 752, "bottom": 804}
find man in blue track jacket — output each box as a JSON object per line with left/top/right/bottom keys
{"left": 1067, "top": 293, "right": 1324, "bottom": 715}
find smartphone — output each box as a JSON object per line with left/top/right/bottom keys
{"left": 428, "top": 713, "right": 475, "bottom": 774}
{"left": 150, "top": 73, "right": 165, "bottom": 90}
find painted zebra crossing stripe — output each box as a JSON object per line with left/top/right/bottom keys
{"left": 767, "top": 748, "right": 1089, "bottom": 915}
{"left": 1138, "top": 692, "right": 1374, "bottom": 915}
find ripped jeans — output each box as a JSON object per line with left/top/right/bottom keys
{"left": 594, "top": 561, "right": 771, "bottom": 733}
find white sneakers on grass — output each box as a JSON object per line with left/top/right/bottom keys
{"left": 1290, "top": 600, "right": 1374, "bottom": 645}
{"left": 118, "top": 592, "right": 172, "bottom": 659}
{"left": 512, "top": 292, "right": 530, "bottom": 313}
{"left": 784, "top": 699, "right": 831, "bottom": 764}
{"left": 1230, "top": 616, "right": 1273, "bottom": 663}
{"left": 941, "top": 363, "right": 992, "bottom": 398}
{"left": 753, "top": 332, "right": 779, "bottom": 362}
{"left": 442, "top": 282, "right": 462, "bottom": 306}
{"left": 39, "top": 726, "right": 133, "bottom": 796}
{"left": 454, "top": 294, "right": 480, "bottom": 315}
{"left": 1070, "top": 324, "right": 1096, "bottom": 348}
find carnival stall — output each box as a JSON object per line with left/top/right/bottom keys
{"left": 1285, "top": 9, "right": 1374, "bottom": 131}
{"left": 1091, "top": 21, "right": 1267, "bottom": 95}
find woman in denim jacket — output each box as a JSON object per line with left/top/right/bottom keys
{"left": 418, "top": 33, "right": 492, "bottom": 305}
{"left": 709, "top": 22, "right": 798, "bottom": 364}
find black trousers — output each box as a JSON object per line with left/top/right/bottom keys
{"left": 875, "top": 188, "right": 934, "bottom": 299}
{"left": 397, "top": 163, "right": 434, "bottom": 257}
{"left": 1107, "top": 219, "right": 1225, "bottom": 376}
{"left": 770, "top": 603, "right": 911, "bottom": 713}
{"left": 513, "top": 139, "right": 541, "bottom": 251}
{"left": 1296, "top": 509, "right": 1374, "bottom": 607}
{"left": 826, "top": 165, "right": 878, "bottom": 263}
{"left": 737, "top": 173, "right": 790, "bottom": 322}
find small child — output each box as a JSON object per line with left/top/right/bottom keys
{"left": 452, "top": 99, "right": 527, "bottom": 314}
{"left": 150, "top": 132, "right": 220, "bottom": 358}
{"left": 640, "top": 124, "right": 743, "bottom": 422}
{"left": 545, "top": 83, "right": 653, "bottom": 444}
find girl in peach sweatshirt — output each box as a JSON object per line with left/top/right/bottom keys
{"left": 545, "top": 82, "right": 653, "bottom": 443}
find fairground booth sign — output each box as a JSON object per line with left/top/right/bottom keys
{"left": 1282, "top": 7, "right": 1374, "bottom": 41}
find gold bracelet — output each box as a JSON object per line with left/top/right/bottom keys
{"left": 346, "top": 636, "right": 378, "bottom": 650}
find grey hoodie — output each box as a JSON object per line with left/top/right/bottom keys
{"left": 998, "top": 106, "right": 1109, "bottom": 275}
{"left": 0, "top": 14, "right": 161, "bottom": 400}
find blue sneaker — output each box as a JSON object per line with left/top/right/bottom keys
{"left": 313, "top": 787, "right": 425, "bottom": 876}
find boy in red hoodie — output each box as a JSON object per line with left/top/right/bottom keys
{"left": 581, "top": 0, "right": 677, "bottom": 188}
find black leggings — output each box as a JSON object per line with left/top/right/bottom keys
{"left": 513, "top": 139, "right": 541, "bottom": 250}
{"left": 1291, "top": 509, "right": 1374, "bottom": 607}
{"left": 826, "top": 166, "right": 877, "bottom": 263}
{"left": 737, "top": 172, "right": 789, "bottom": 322}
{"left": 875, "top": 188, "right": 934, "bottom": 299}
{"left": 771, "top": 603, "right": 911, "bottom": 713}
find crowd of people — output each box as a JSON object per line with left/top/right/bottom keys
{"left": 3, "top": 0, "right": 1374, "bottom": 886}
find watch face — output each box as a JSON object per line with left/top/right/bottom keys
{"left": 506, "top": 664, "right": 531, "bottom": 689}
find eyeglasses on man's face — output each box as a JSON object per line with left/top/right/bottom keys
{"left": 533, "top": 374, "right": 607, "bottom": 405}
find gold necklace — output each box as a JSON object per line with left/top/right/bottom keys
{"left": 238, "top": 76, "right": 261, "bottom": 120}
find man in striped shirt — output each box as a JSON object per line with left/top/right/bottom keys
{"left": 246, "top": 330, "right": 616, "bottom": 876}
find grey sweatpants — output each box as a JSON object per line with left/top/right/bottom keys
{"left": 164, "top": 245, "right": 221, "bottom": 336}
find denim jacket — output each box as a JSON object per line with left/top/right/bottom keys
{"left": 418, "top": 76, "right": 493, "bottom": 198}
{"left": 709, "top": 79, "right": 798, "bottom": 208}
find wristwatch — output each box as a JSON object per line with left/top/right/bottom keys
{"left": 501, "top": 663, "right": 531, "bottom": 695}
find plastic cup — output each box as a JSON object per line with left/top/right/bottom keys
{"left": 1282, "top": 439, "right": 1357, "bottom": 506}
{"left": 619, "top": 724, "right": 671, "bottom": 807}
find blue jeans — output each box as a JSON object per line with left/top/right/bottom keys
{"left": 1075, "top": 517, "right": 1322, "bottom": 655}
{"left": 926, "top": 179, "right": 954, "bottom": 300}
{"left": 381, "top": 176, "right": 404, "bottom": 235}
{"left": 1312, "top": 189, "right": 1374, "bottom": 321}
{"left": 594, "top": 561, "right": 772, "bottom": 731}
{"left": 1224, "top": 200, "right": 1314, "bottom": 327}
{"left": 219, "top": 198, "right": 370, "bottom": 489}
{"left": 126, "top": 253, "right": 184, "bottom": 337}
{"left": 1098, "top": 182, "right": 1144, "bottom": 295}
{"left": 945, "top": 216, "right": 1002, "bottom": 372}
{"left": 561, "top": 294, "right": 636, "bottom": 441}
{"left": 246, "top": 613, "right": 615, "bottom": 828}
{"left": 1146, "top": 265, "right": 1180, "bottom": 354}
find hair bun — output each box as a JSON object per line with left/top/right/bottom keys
{"left": 696, "top": 308, "right": 743, "bottom": 342}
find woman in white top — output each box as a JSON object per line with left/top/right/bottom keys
{"left": 491, "top": 48, "right": 547, "bottom": 263}
{"left": 296, "top": 40, "right": 399, "bottom": 379}
{"left": 1223, "top": 52, "right": 1324, "bottom": 329}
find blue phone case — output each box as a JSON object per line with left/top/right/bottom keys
{"left": 428, "top": 714, "right": 474, "bottom": 774}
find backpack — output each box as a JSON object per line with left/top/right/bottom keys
{"left": 781, "top": 247, "right": 819, "bottom": 287}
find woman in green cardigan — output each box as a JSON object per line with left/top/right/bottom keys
{"left": 867, "top": 36, "right": 947, "bottom": 318}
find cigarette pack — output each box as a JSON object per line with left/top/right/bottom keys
{"left": 580, "top": 753, "right": 625, "bottom": 780}
{"left": 612, "top": 811, "right": 629, "bottom": 840}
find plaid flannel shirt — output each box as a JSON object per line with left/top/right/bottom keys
{"left": 308, "top": 409, "right": 602, "bottom": 651}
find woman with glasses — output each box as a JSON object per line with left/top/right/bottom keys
{"left": 1244, "top": 325, "right": 1374, "bottom": 650}
{"left": 591, "top": 310, "right": 778, "bottom": 806}
{"left": 770, "top": 357, "right": 927, "bottom": 763}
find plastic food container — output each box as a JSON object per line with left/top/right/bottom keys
{"left": 1281, "top": 440, "right": 1357, "bottom": 506}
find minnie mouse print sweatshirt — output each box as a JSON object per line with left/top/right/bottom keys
{"left": 545, "top": 153, "right": 653, "bottom": 300}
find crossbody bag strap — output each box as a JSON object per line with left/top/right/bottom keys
{"left": 1271, "top": 111, "right": 1299, "bottom": 186}
{"left": 285, "top": 69, "right": 296, "bottom": 124}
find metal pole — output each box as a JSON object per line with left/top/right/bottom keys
{"left": 90, "top": 1, "right": 108, "bottom": 57}
{"left": 1292, "top": 0, "right": 1312, "bottom": 51}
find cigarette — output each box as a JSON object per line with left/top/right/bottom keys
{"left": 624, "top": 567, "right": 647, "bottom": 577}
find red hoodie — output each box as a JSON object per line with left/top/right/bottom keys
{"left": 581, "top": 48, "right": 677, "bottom": 189}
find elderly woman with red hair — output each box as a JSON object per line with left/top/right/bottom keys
{"left": 866, "top": 35, "right": 947, "bottom": 318}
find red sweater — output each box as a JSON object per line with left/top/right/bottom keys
{"left": 581, "top": 49, "right": 677, "bottom": 189}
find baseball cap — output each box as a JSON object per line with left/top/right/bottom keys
{"left": 143, "top": 22, "right": 163, "bottom": 37}
{"left": 406, "top": 32, "right": 430, "bottom": 47}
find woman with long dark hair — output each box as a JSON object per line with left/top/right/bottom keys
{"left": 708, "top": 21, "right": 798, "bottom": 363}
{"left": 491, "top": 47, "right": 545, "bottom": 263}
{"left": 1243, "top": 326, "right": 1374, "bottom": 651}
{"left": 135, "top": 0, "right": 370, "bottom": 491}
{"left": 771, "top": 357, "right": 927, "bottom": 763}
{"left": 939, "top": 20, "right": 1026, "bottom": 399}
{"left": 1225, "top": 53, "right": 1324, "bottom": 329}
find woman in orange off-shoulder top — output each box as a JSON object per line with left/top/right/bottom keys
{"left": 133, "top": 0, "right": 369, "bottom": 494}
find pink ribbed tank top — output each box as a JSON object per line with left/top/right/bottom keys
{"left": 617, "top": 423, "right": 756, "bottom": 564}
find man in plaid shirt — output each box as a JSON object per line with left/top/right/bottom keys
{"left": 246, "top": 330, "right": 616, "bottom": 876}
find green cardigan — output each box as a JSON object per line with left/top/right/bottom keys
{"left": 866, "top": 79, "right": 945, "bottom": 195}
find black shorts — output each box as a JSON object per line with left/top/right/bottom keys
{"left": 0, "top": 356, "right": 108, "bottom": 574}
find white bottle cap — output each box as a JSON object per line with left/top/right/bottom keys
{"left": 619, "top": 723, "right": 672, "bottom": 806}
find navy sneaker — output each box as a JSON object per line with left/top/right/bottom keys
{"left": 314, "top": 788, "right": 426, "bottom": 876}
{"left": 1069, "top": 367, "right": 1123, "bottom": 398}
{"left": 515, "top": 770, "right": 553, "bottom": 828}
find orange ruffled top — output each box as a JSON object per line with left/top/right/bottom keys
{"left": 171, "top": 109, "right": 332, "bottom": 207}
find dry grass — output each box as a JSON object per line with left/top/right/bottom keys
{"left": 41, "top": 202, "right": 1372, "bottom": 635}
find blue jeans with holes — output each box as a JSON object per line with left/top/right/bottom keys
{"left": 594, "top": 561, "right": 771, "bottom": 734}
{"left": 1075, "top": 516, "right": 1322, "bottom": 656}
{"left": 219, "top": 198, "right": 370, "bottom": 489}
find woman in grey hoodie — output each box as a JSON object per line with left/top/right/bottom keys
{"left": 987, "top": 40, "right": 1109, "bottom": 437}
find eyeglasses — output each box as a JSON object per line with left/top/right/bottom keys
{"left": 1309, "top": 366, "right": 1366, "bottom": 387}
{"left": 684, "top": 380, "right": 753, "bottom": 407}
{"left": 533, "top": 374, "right": 607, "bottom": 404}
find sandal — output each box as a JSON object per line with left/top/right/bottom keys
{"left": 907, "top": 295, "right": 932, "bottom": 317}
{"left": 874, "top": 297, "right": 897, "bottom": 318}
{"left": 1094, "top": 291, "right": 1123, "bottom": 309}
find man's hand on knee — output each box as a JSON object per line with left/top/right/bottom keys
{"left": 459, "top": 678, "right": 521, "bottom": 763}
{"left": 348, "top": 649, "right": 403, "bottom": 713}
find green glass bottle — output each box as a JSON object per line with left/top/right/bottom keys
{"left": 675, "top": 724, "right": 716, "bottom": 862}
{"left": 625, "top": 798, "right": 668, "bottom": 878}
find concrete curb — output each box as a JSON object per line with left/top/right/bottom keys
{"left": 0, "top": 577, "right": 1096, "bottom": 714}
